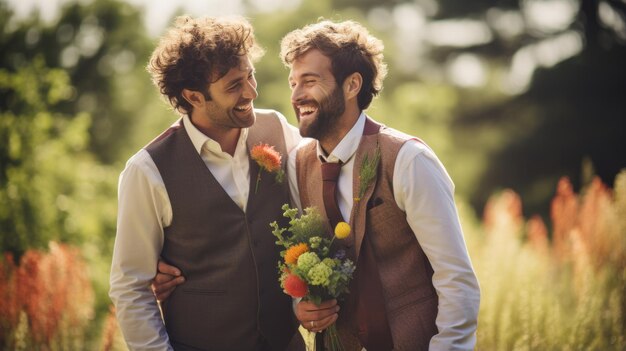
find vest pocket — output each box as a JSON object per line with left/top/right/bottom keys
{"left": 366, "top": 201, "right": 410, "bottom": 235}
{"left": 366, "top": 202, "right": 413, "bottom": 255}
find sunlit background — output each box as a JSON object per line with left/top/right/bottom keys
{"left": 1, "top": 0, "right": 624, "bottom": 349}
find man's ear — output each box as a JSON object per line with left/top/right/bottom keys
{"left": 343, "top": 72, "right": 362, "bottom": 100}
{"left": 181, "top": 89, "right": 206, "bottom": 108}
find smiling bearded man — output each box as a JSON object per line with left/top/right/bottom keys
{"left": 294, "top": 82, "right": 345, "bottom": 141}
{"left": 282, "top": 20, "right": 481, "bottom": 351}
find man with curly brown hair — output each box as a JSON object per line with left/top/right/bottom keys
{"left": 109, "top": 16, "right": 300, "bottom": 351}
{"left": 281, "top": 20, "right": 480, "bottom": 350}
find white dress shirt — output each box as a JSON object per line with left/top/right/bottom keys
{"left": 288, "top": 113, "right": 480, "bottom": 351}
{"left": 109, "top": 110, "right": 301, "bottom": 351}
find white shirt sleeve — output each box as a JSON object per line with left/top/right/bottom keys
{"left": 393, "top": 141, "right": 480, "bottom": 351}
{"left": 109, "top": 150, "right": 174, "bottom": 351}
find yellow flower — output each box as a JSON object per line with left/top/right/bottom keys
{"left": 334, "top": 222, "right": 351, "bottom": 239}
{"left": 285, "top": 243, "right": 309, "bottom": 265}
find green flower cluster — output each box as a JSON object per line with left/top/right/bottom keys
{"left": 297, "top": 252, "right": 320, "bottom": 272}
{"left": 309, "top": 236, "right": 322, "bottom": 249}
{"left": 322, "top": 258, "right": 336, "bottom": 268}
{"left": 308, "top": 262, "right": 333, "bottom": 286}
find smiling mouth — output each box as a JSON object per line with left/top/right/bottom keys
{"left": 296, "top": 104, "right": 318, "bottom": 117}
{"left": 234, "top": 103, "right": 253, "bottom": 114}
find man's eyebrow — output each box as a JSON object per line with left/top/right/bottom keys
{"left": 225, "top": 68, "right": 255, "bottom": 87}
{"left": 226, "top": 77, "right": 242, "bottom": 86}
{"left": 289, "top": 72, "right": 322, "bottom": 81}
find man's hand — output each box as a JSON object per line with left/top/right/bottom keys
{"left": 296, "top": 299, "right": 339, "bottom": 333}
{"left": 151, "top": 260, "right": 185, "bottom": 302}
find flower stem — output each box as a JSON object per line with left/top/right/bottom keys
{"left": 326, "top": 323, "right": 345, "bottom": 351}
{"left": 255, "top": 171, "right": 262, "bottom": 194}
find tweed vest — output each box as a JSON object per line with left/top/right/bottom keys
{"left": 146, "top": 111, "right": 296, "bottom": 351}
{"left": 296, "top": 118, "right": 439, "bottom": 351}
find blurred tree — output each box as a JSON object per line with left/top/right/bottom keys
{"left": 0, "top": 56, "right": 117, "bottom": 258}
{"left": 0, "top": 4, "right": 129, "bottom": 343}
{"left": 446, "top": 0, "right": 626, "bottom": 216}
{"left": 320, "top": 0, "right": 626, "bottom": 217}
{"left": 1, "top": 0, "right": 160, "bottom": 164}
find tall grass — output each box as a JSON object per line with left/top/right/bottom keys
{"left": 98, "top": 306, "right": 127, "bottom": 351}
{"left": 0, "top": 243, "right": 94, "bottom": 350}
{"left": 0, "top": 173, "right": 623, "bottom": 350}
{"left": 469, "top": 173, "right": 625, "bottom": 350}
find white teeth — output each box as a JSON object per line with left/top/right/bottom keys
{"left": 235, "top": 104, "right": 250, "bottom": 112}
{"left": 299, "top": 106, "right": 316, "bottom": 114}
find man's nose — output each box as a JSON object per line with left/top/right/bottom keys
{"left": 291, "top": 84, "right": 303, "bottom": 104}
{"left": 243, "top": 80, "right": 258, "bottom": 100}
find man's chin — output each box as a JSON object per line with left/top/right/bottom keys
{"left": 233, "top": 110, "right": 256, "bottom": 128}
{"left": 297, "top": 116, "right": 319, "bottom": 137}
{"left": 297, "top": 122, "right": 312, "bottom": 138}
{"left": 298, "top": 125, "right": 322, "bottom": 140}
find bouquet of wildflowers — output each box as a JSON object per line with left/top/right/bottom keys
{"left": 271, "top": 204, "right": 356, "bottom": 351}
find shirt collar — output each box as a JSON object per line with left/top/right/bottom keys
{"left": 183, "top": 114, "right": 249, "bottom": 155}
{"left": 317, "top": 112, "right": 366, "bottom": 163}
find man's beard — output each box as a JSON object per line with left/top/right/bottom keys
{"left": 299, "top": 86, "right": 345, "bottom": 140}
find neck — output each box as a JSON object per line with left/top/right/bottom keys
{"left": 190, "top": 114, "right": 241, "bottom": 156}
{"left": 319, "top": 106, "right": 361, "bottom": 154}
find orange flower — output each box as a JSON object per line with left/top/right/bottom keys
{"left": 251, "top": 143, "right": 281, "bottom": 172}
{"left": 251, "top": 143, "right": 284, "bottom": 193}
{"left": 284, "top": 274, "right": 308, "bottom": 298}
{"left": 285, "top": 243, "right": 309, "bottom": 265}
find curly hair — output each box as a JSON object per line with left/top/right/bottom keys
{"left": 280, "top": 20, "right": 387, "bottom": 110}
{"left": 147, "top": 16, "right": 264, "bottom": 115}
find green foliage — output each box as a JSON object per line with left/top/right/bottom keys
{"left": 1, "top": 2, "right": 177, "bottom": 347}
{"left": 289, "top": 207, "right": 328, "bottom": 244}
{"left": 1, "top": 59, "right": 79, "bottom": 254}
{"left": 1, "top": 0, "right": 163, "bottom": 164}
{"left": 272, "top": 204, "right": 327, "bottom": 247}
{"left": 0, "top": 40, "right": 121, "bottom": 351}
{"left": 356, "top": 144, "right": 380, "bottom": 201}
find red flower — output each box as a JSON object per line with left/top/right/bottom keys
{"left": 251, "top": 143, "right": 281, "bottom": 172}
{"left": 283, "top": 274, "right": 308, "bottom": 298}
